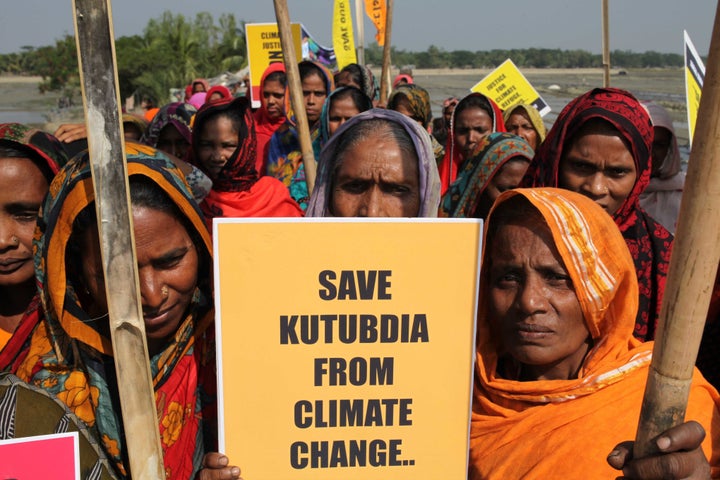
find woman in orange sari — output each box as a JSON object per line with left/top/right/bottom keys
{"left": 470, "top": 187, "right": 719, "bottom": 479}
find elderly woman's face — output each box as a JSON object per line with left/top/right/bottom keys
{"left": 0, "top": 157, "right": 48, "bottom": 288}
{"left": 331, "top": 136, "right": 420, "bottom": 217}
{"left": 488, "top": 216, "right": 590, "bottom": 381}
{"left": 80, "top": 206, "right": 199, "bottom": 356}
{"left": 559, "top": 121, "right": 637, "bottom": 216}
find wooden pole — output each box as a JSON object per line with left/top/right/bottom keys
{"left": 72, "top": 0, "right": 164, "bottom": 477}
{"left": 601, "top": 0, "right": 611, "bottom": 87}
{"left": 273, "top": 0, "right": 317, "bottom": 195}
{"left": 634, "top": 0, "right": 720, "bottom": 457}
{"left": 355, "top": 0, "right": 365, "bottom": 66}
{"left": 379, "top": 0, "right": 394, "bottom": 104}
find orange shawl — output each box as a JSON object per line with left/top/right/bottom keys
{"left": 470, "top": 188, "right": 720, "bottom": 479}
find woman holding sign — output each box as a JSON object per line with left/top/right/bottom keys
{"left": 469, "top": 187, "right": 719, "bottom": 479}
{"left": 521, "top": 88, "right": 672, "bottom": 342}
{"left": 13, "top": 146, "right": 222, "bottom": 479}
{"left": 438, "top": 92, "right": 505, "bottom": 196}
{"left": 306, "top": 109, "right": 441, "bottom": 217}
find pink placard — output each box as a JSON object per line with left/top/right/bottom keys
{"left": 0, "top": 432, "right": 79, "bottom": 479}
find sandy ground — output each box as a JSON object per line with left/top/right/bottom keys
{"left": 0, "top": 67, "right": 690, "bottom": 144}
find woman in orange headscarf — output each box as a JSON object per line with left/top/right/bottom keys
{"left": 469, "top": 187, "right": 719, "bottom": 479}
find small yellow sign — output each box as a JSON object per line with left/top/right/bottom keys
{"left": 245, "top": 23, "right": 303, "bottom": 109}
{"left": 471, "top": 59, "right": 551, "bottom": 116}
{"left": 214, "top": 219, "right": 481, "bottom": 479}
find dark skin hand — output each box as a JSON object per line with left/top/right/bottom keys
{"left": 195, "top": 452, "right": 241, "bottom": 480}
{"left": 607, "top": 421, "right": 710, "bottom": 479}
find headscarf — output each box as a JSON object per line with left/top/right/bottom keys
{"left": 387, "top": 83, "right": 432, "bottom": 128}
{"left": 316, "top": 86, "right": 373, "bottom": 155}
{"left": 267, "top": 60, "right": 335, "bottom": 210}
{"left": 639, "top": 101, "right": 685, "bottom": 233}
{"left": 469, "top": 187, "right": 720, "bottom": 479}
{"left": 141, "top": 101, "right": 197, "bottom": 157}
{"left": 16, "top": 144, "right": 216, "bottom": 479}
{"left": 121, "top": 113, "right": 148, "bottom": 138}
{"left": 206, "top": 85, "right": 232, "bottom": 103}
{"left": 0, "top": 123, "right": 66, "bottom": 372}
{"left": 522, "top": 87, "right": 672, "bottom": 341}
{"left": 502, "top": 103, "right": 547, "bottom": 145}
{"left": 438, "top": 92, "right": 506, "bottom": 196}
{"left": 188, "top": 92, "right": 207, "bottom": 110}
{"left": 392, "top": 74, "right": 414, "bottom": 88}
{"left": 253, "top": 62, "right": 287, "bottom": 175}
{"left": 191, "top": 96, "right": 303, "bottom": 222}
{"left": 439, "top": 133, "right": 534, "bottom": 218}
{"left": 306, "top": 108, "right": 441, "bottom": 217}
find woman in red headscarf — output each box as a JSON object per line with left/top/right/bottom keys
{"left": 191, "top": 96, "right": 303, "bottom": 226}
{"left": 253, "top": 63, "right": 287, "bottom": 175}
{"left": 521, "top": 88, "right": 673, "bottom": 341}
{"left": 438, "top": 92, "right": 505, "bottom": 196}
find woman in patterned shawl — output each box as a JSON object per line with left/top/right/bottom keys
{"left": 0, "top": 123, "right": 66, "bottom": 366}
{"left": 438, "top": 92, "right": 506, "bottom": 196}
{"left": 439, "top": 132, "right": 533, "bottom": 218}
{"left": 521, "top": 87, "right": 672, "bottom": 341}
{"left": 14, "top": 144, "right": 217, "bottom": 479}
{"left": 266, "top": 60, "right": 335, "bottom": 210}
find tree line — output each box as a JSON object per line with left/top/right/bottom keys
{"left": 0, "top": 10, "right": 686, "bottom": 104}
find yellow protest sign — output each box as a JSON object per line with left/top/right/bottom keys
{"left": 245, "top": 23, "right": 303, "bottom": 109}
{"left": 333, "top": 0, "right": 357, "bottom": 70}
{"left": 684, "top": 30, "right": 705, "bottom": 147}
{"left": 471, "top": 59, "right": 551, "bottom": 116}
{"left": 214, "top": 219, "right": 481, "bottom": 479}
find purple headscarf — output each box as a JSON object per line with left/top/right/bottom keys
{"left": 305, "top": 108, "right": 441, "bottom": 217}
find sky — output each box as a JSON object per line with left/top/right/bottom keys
{"left": 0, "top": 0, "right": 716, "bottom": 56}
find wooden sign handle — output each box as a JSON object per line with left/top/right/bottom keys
{"left": 72, "top": 0, "right": 164, "bottom": 477}
{"left": 273, "top": 0, "right": 317, "bottom": 195}
{"left": 634, "top": 0, "right": 720, "bottom": 458}
{"left": 379, "top": 0, "right": 394, "bottom": 104}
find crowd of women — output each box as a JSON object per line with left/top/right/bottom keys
{"left": 1, "top": 59, "right": 718, "bottom": 479}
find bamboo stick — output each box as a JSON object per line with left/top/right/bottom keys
{"left": 601, "top": 0, "right": 610, "bottom": 87}
{"left": 379, "top": 0, "right": 394, "bottom": 104}
{"left": 355, "top": 0, "right": 365, "bottom": 66}
{"left": 273, "top": 0, "right": 317, "bottom": 195}
{"left": 634, "top": 0, "right": 720, "bottom": 457}
{"left": 72, "top": 0, "right": 164, "bottom": 477}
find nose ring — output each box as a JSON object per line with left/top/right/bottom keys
{"left": 161, "top": 285, "right": 169, "bottom": 298}
{"left": 11, "top": 235, "right": 19, "bottom": 246}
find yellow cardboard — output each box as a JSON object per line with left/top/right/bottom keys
{"left": 214, "top": 218, "right": 481, "bottom": 479}
{"left": 245, "top": 23, "right": 303, "bottom": 109}
{"left": 471, "top": 59, "right": 551, "bottom": 116}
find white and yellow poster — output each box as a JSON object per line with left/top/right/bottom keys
{"left": 684, "top": 30, "right": 705, "bottom": 147}
{"left": 333, "top": 0, "right": 357, "bottom": 70}
{"left": 471, "top": 59, "right": 551, "bottom": 116}
{"left": 214, "top": 219, "right": 482, "bottom": 479}
{"left": 245, "top": 23, "right": 303, "bottom": 109}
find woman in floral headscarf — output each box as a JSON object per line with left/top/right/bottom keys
{"left": 14, "top": 145, "right": 218, "bottom": 479}
{"left": 521, "top": 87, "right": 673, "bottom": 341}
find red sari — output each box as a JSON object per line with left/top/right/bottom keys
{"left": 191, "top": 96, "right": 303, "bottom": 224}
{"left": 521, "top": 88, "right": 672, "bottom": 341}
